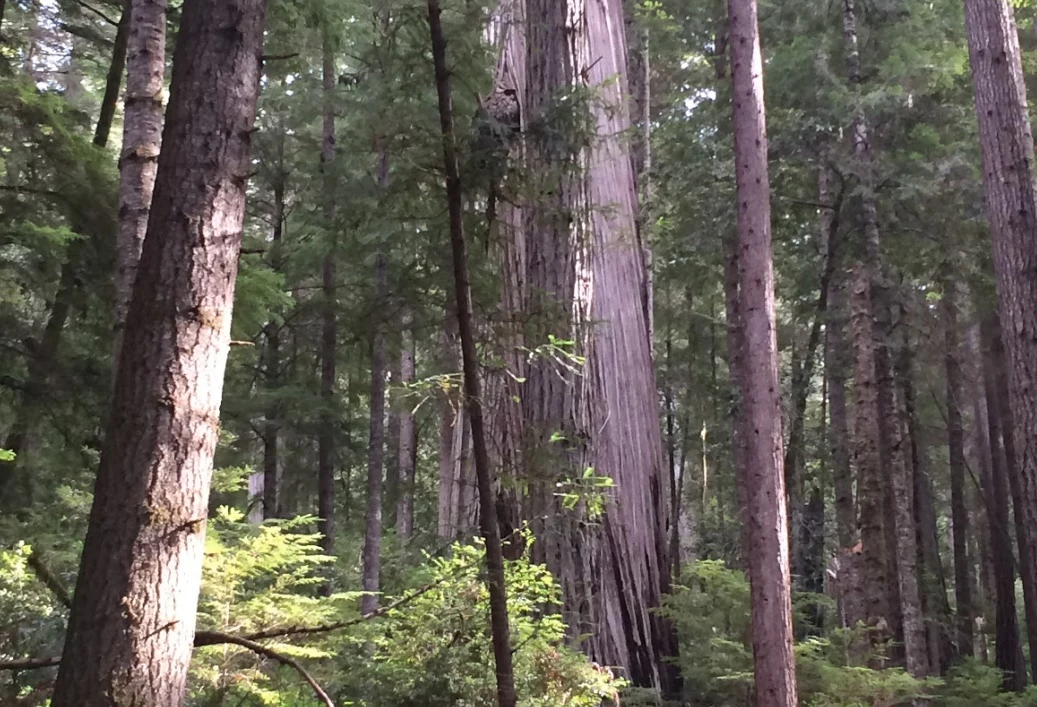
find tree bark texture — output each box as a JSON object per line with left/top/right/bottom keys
{"left": 426, "top": 2, "right": 517, "bottom": 704}
{"left": 728, "top": 0, "right": 798, "bottom": 700}
{"left": 962, "top": 0, "right": 1037, "bottom": 682}
{"left": 851, "top": 266, "right": 890, "bottom": 639}
{"left": 113, "top": 0, "right": 167, "bottom": 360}
{"left": 578, "top": 0, "right": 678, "bottom": 690}
{"left": 51, "top": 0, "right": 266, "bottom": 701}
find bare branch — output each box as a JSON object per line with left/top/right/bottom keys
{"left": 193, "top": 631, "right": 334, "bottom": 707}
{"left": 26, "top": 547, "right": 73, "bottom": 609}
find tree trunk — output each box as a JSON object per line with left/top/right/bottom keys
{"left": 361, "top": 251, "right": 388, "bottom": 614}
{"left": 51, "top": 0, "right": 266, "bottom": 700}
{"left": 889, "top": 385, "right": 929, "bottom": 681}
{"left": 437, "top": 305, "right": 461, "bottom": 540}
{"left": 990, "top": 316, "right": 1037, "bottom": 681}
{"left": 113, "top": 0, "right": 167, "bottom": 359}
{"left": 842, "top": 0, "right": 902, "bottom": 653}
{"left": 827, "top": 271, "right": 855, "bottom": 553}
{"left": 426, "top": 3, "right": 517, "bottom": 704}
{"left": 395, "top": 319, "right": 417, "bottom": 543}
{"left": 579, "top": 0, "right": 679, "bottom": 690}
{"left": 962, "top": 0, "right": 1037, "bottom": 683}
{"left": 980, "top": 318, "right": 1028, "bottom": 690}
{"left": 263, "top": 162, "right": 286, "bottom": 520}
{"left": 728, "top": 0, "right": 797, "bottom": 700}
{"left": 851, "top": 266, "right": 890, "bottom": 639}
{"left": 94, "top": 3, "right": 131, "bottom": 150}
{"left": 317, "top": 22, "right": 338, "bottom": 568}
{"left": 944, "top": 277, "right": 974, "bottom": 659}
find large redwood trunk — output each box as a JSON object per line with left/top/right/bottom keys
{"left": 113, "top": 0, "right": 166, "bottom": 357}
{"left": 962, "top": 0, "right": 1037, "bottom": 674}
{"left": 51, "top": 0, "right": 266, "bottom": 700}
{"left": 728, "top": 0, "right": 797, "bottom": 700}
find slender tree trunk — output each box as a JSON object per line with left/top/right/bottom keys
{"left": 980, "top": 318, "right": 1028, "bottom": 690}
{"left": 437, "top": 305, "right": 461, "bottom": 540}
{"left": 728, "top": 0, "right": 797, "bottom": 700}
{"left": 962, "top": 0, "right": 1037, "bottom": 681}
{"left": 851, "top": 266, "right": 890, "bottom": 640}
{"left": 900, "top": 317, "right": 951, "bottom": 674}
{"left": 426, "top": 3, "right": 516, "bottom": 704}
{"left": 317, "top": 23, "right": 338, "bottom": 568}
{"left": 889, "top": 385, "right": 929, "bottom": 682}
{"left": 827, "top": 268, "right": 855, "bottom": 552}
{"left": 990, "top": 317, "right": 1037, "bottom": 681}
{"left": 944, "top": 277, "right": 974, "bottom": 659}
{"left": 113, "top": 0, "right": 167, "bottom": 359}
{"left": 51, "top": 0, "right": 266, "bottom": 700}
{"left": 395, "top": 319, "right": 417, "bottom": 543}
{"left": 263, "top": 164, "right": 286, "bottom": 520}
{"left": 94, "top": 3, "right": 130, "bottom": 150}
{"left": 361, "top": 249, "right": 388, "bottom": 614}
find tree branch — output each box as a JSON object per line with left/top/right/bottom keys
{"left": 194, "top": 632, "right": 334, "bottom": 707}
{"left": 26, "top": 547, "right": 72, "bottom": 609}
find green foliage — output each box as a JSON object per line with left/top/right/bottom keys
{"left": 661, "top": 560, "right": 932, "bottom": 706}
{"left": 937, "top": 660, "right": 1037, "bottom": 707}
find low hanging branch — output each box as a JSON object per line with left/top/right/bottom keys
{"left": 0, "top": 578, "right": 446, "bottom": 706}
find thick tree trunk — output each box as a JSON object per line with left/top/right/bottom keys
{"left": 395, "top": 320, "right": 417, "bottom": 543}
{"left": 980, "top": 318, "right": 1028, "bottom": 690}
{"left": 579, "top": 0, "right": 679, "bottom": 690}
{"left": 426, "top": 3, "right": 517, "bottom": 703}
{"left": 113, "top": 0, "right": 167, "bottom": 359}
{"left": 317, "top": 23, "right": 338, "bottom": 567}
{"left": 962, "top": 0, "right": 1037, "bottom": 683}
{"left": 944, "top": 277, "right": 974, "bottom": 659}
{"left": 51, "top": 0, "right": 265, "bottom": 700}
{"left": 728, "top": 0, "right": 797, "bottom": 701}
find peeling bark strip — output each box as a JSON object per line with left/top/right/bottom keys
{"left": 51, "top": 0, "right": 267, "bottom": 702}
{"left": 113, "top": 0, "right": 167, "bottom": 361}
{"left": 962, "top": 0, "right": 1037, "bottom": 677}
{"left": 727, "top": 0, "right": 797, "bottom": 701}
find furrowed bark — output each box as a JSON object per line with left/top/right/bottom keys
{"left": 51, "top": 0, "right": 266, "bottom": 700}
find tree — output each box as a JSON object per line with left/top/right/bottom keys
{"left": 112, "top": 0, "right": 165, "bottom": 359}
{"left": 728, "top": 0, "right": 797, "bottom": 700}
{"left": 426, "top": 1, "right": 517, "bottom": 704}
{"left": 962, "top": 0, "right": 1037, "bottom": 675}
{"left": 50, "top": 0, "right": 267, "bottom": 700}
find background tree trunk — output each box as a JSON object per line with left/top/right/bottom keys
{"left": 728, "top": 0, "right": 798, "bottom": 700}
{"left": 395, "top": 319, "right": 417, "bottom": 544}
{"left": 113, "top": 0, "right": 166, "bottom": 360}
{"left": 51, "top": 0, "right": 266, "bottom": 700}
